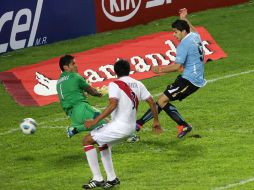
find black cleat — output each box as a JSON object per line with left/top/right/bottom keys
{"left": 82, "top": 179, "right": 105, "bottom": 189}
{"left": 103, "top": 177, "right": 120, "bottom": 189}
{"left": 66, "top": 127, "right": 78, "bottom": 138}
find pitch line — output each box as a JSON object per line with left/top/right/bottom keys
{"left": 41, "top": 125, "right": 67, "bottom": 129}
{"left": 206, "top": 70, "right": 254, "bottom": 83}
{"left": 0, "top": 69, "right": 253, "bottom": 136}
{"left": 0, "top": 128, "right": 20, "bottom": 136}
{"left": 154, "top": 69, "right": 254, "bottom": 97}
{"left": 212, "top": 177, "right": 254, "bottom": 190}
{"left": 0, "top": 125, "right": 68, "bottom": 136}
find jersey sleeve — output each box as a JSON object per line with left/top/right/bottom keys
{"left": 175, "top": 42, "right": 188, "bottom": 65}
{"left": 108, "top": 82, "right": 121, "bottom": 99}
{"left": 77, "top": 74, "right": 89, "bottom": 89}
{"left": 138, "top": 82, "right": 152, "bottom": 101}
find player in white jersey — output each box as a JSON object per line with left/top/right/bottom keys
{"left": 81, "top": 59, "right": 160, "bottom": 189}
{"left": 135, "top": 8, "right": 206, "bottom": 139}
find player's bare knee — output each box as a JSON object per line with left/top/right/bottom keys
{"left": 158, "top": 94, "right": 169, "bottom": 108}
{"left": 83, "top": 134, "right": 93, "bottom": 146}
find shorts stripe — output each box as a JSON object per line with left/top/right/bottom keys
{"left": 164, "top": 76, "right": 198, "bottom": 101}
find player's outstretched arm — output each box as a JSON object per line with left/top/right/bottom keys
{"left": 179, "top": 8, "right": 196, "bottom": 32}
{"left": 152, "top": 63, "right": 182, "bottom": 74}
{"left": 84, "top": 85, "right": 102, "bottom": 97}
{"left": 145, "top": 97, "right": 162, "bottom": 134}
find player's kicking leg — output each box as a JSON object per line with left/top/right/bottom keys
{"left": 135, "top": 76, "right": 197, "bottom": 139}
{"left": 127, "top": 103, "right": 162, "bottom": 142}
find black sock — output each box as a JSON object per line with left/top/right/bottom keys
{"left": 137, "top": 103, "right": 162, "bottom": 125}
{"left": 162, "top": 103, "right": 189, "bottom": 126}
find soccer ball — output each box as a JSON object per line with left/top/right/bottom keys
{"left": 20, "top": 118, "right": 37, "bottom": 135}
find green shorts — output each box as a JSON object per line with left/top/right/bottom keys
{"left": 70, "top": 102, "right": 106, "bottom": 132}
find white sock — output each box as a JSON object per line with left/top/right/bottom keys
{"left": 84, "top": 145, "right": 103, "bottom": 181}
{"left": 99, "top": 145, "right": 116, "bottom": 181}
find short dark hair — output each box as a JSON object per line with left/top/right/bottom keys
{"left": 172, "top": 19, "right": 190, "bottom": 33}
{"left": 114, "top": 59, "right": 130, "bottom": 77}
{"left": 59, "top": 55, "right": 74, "bottom": 71}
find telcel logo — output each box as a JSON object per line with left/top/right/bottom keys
{"left": 102, "top": 0, "right": 172, "bottom": 22}
{"left": 0, "top": 0, "right": 43, "bottom": 53}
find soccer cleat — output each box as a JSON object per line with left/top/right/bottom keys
{"left": 127, "top": 134, "right": 140, "bottom": 143}
{"left": 177, "top": 125, "right": 192, "bottom": 138}
{"left": 103, "top": 177, "right": 120, "bottom": 189}
{"left": 66, "top": 127, "right": 78, "bottom": 138}
{"left": 82, "top": 179, "right": 105, "bottom": 189}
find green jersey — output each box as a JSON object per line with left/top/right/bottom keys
{"left": 57, "top": 71, "right": 106, "bottom": 133}
{"left": 56, "top": 72, "right": 89, "bottom": 114}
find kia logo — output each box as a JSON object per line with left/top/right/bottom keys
{"left": 102, "top": 0, "right": 141, "bottom": 22}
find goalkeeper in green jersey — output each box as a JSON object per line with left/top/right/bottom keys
{"left": 56, "top": 55, "right": 106, "bottom": 137}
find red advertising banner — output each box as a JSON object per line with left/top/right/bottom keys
{"left": 95, "top": 0, "right": 248, "bottom": 32}
{"left": 0, "top": 27, "right": 227, "bottom": 106}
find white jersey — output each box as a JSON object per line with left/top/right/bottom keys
{"left": 108, "top": 76, "right": 151, "bottom": 126}
{"left": 119, "top": 76, "right": 151, "bottom": 101}
{"left": 91, "top": 76, "right": 151, "bottom": 146}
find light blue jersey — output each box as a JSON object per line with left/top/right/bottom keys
{"left": 175, "top": 32, "right": 207, "bottom": 87}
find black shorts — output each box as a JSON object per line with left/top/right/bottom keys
{"left": 163, "top": 75, "right": 199, "bottom": 101}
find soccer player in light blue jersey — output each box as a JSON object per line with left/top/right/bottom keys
{"left": 134, "top": 8, "right": 206, "bottom": 139}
